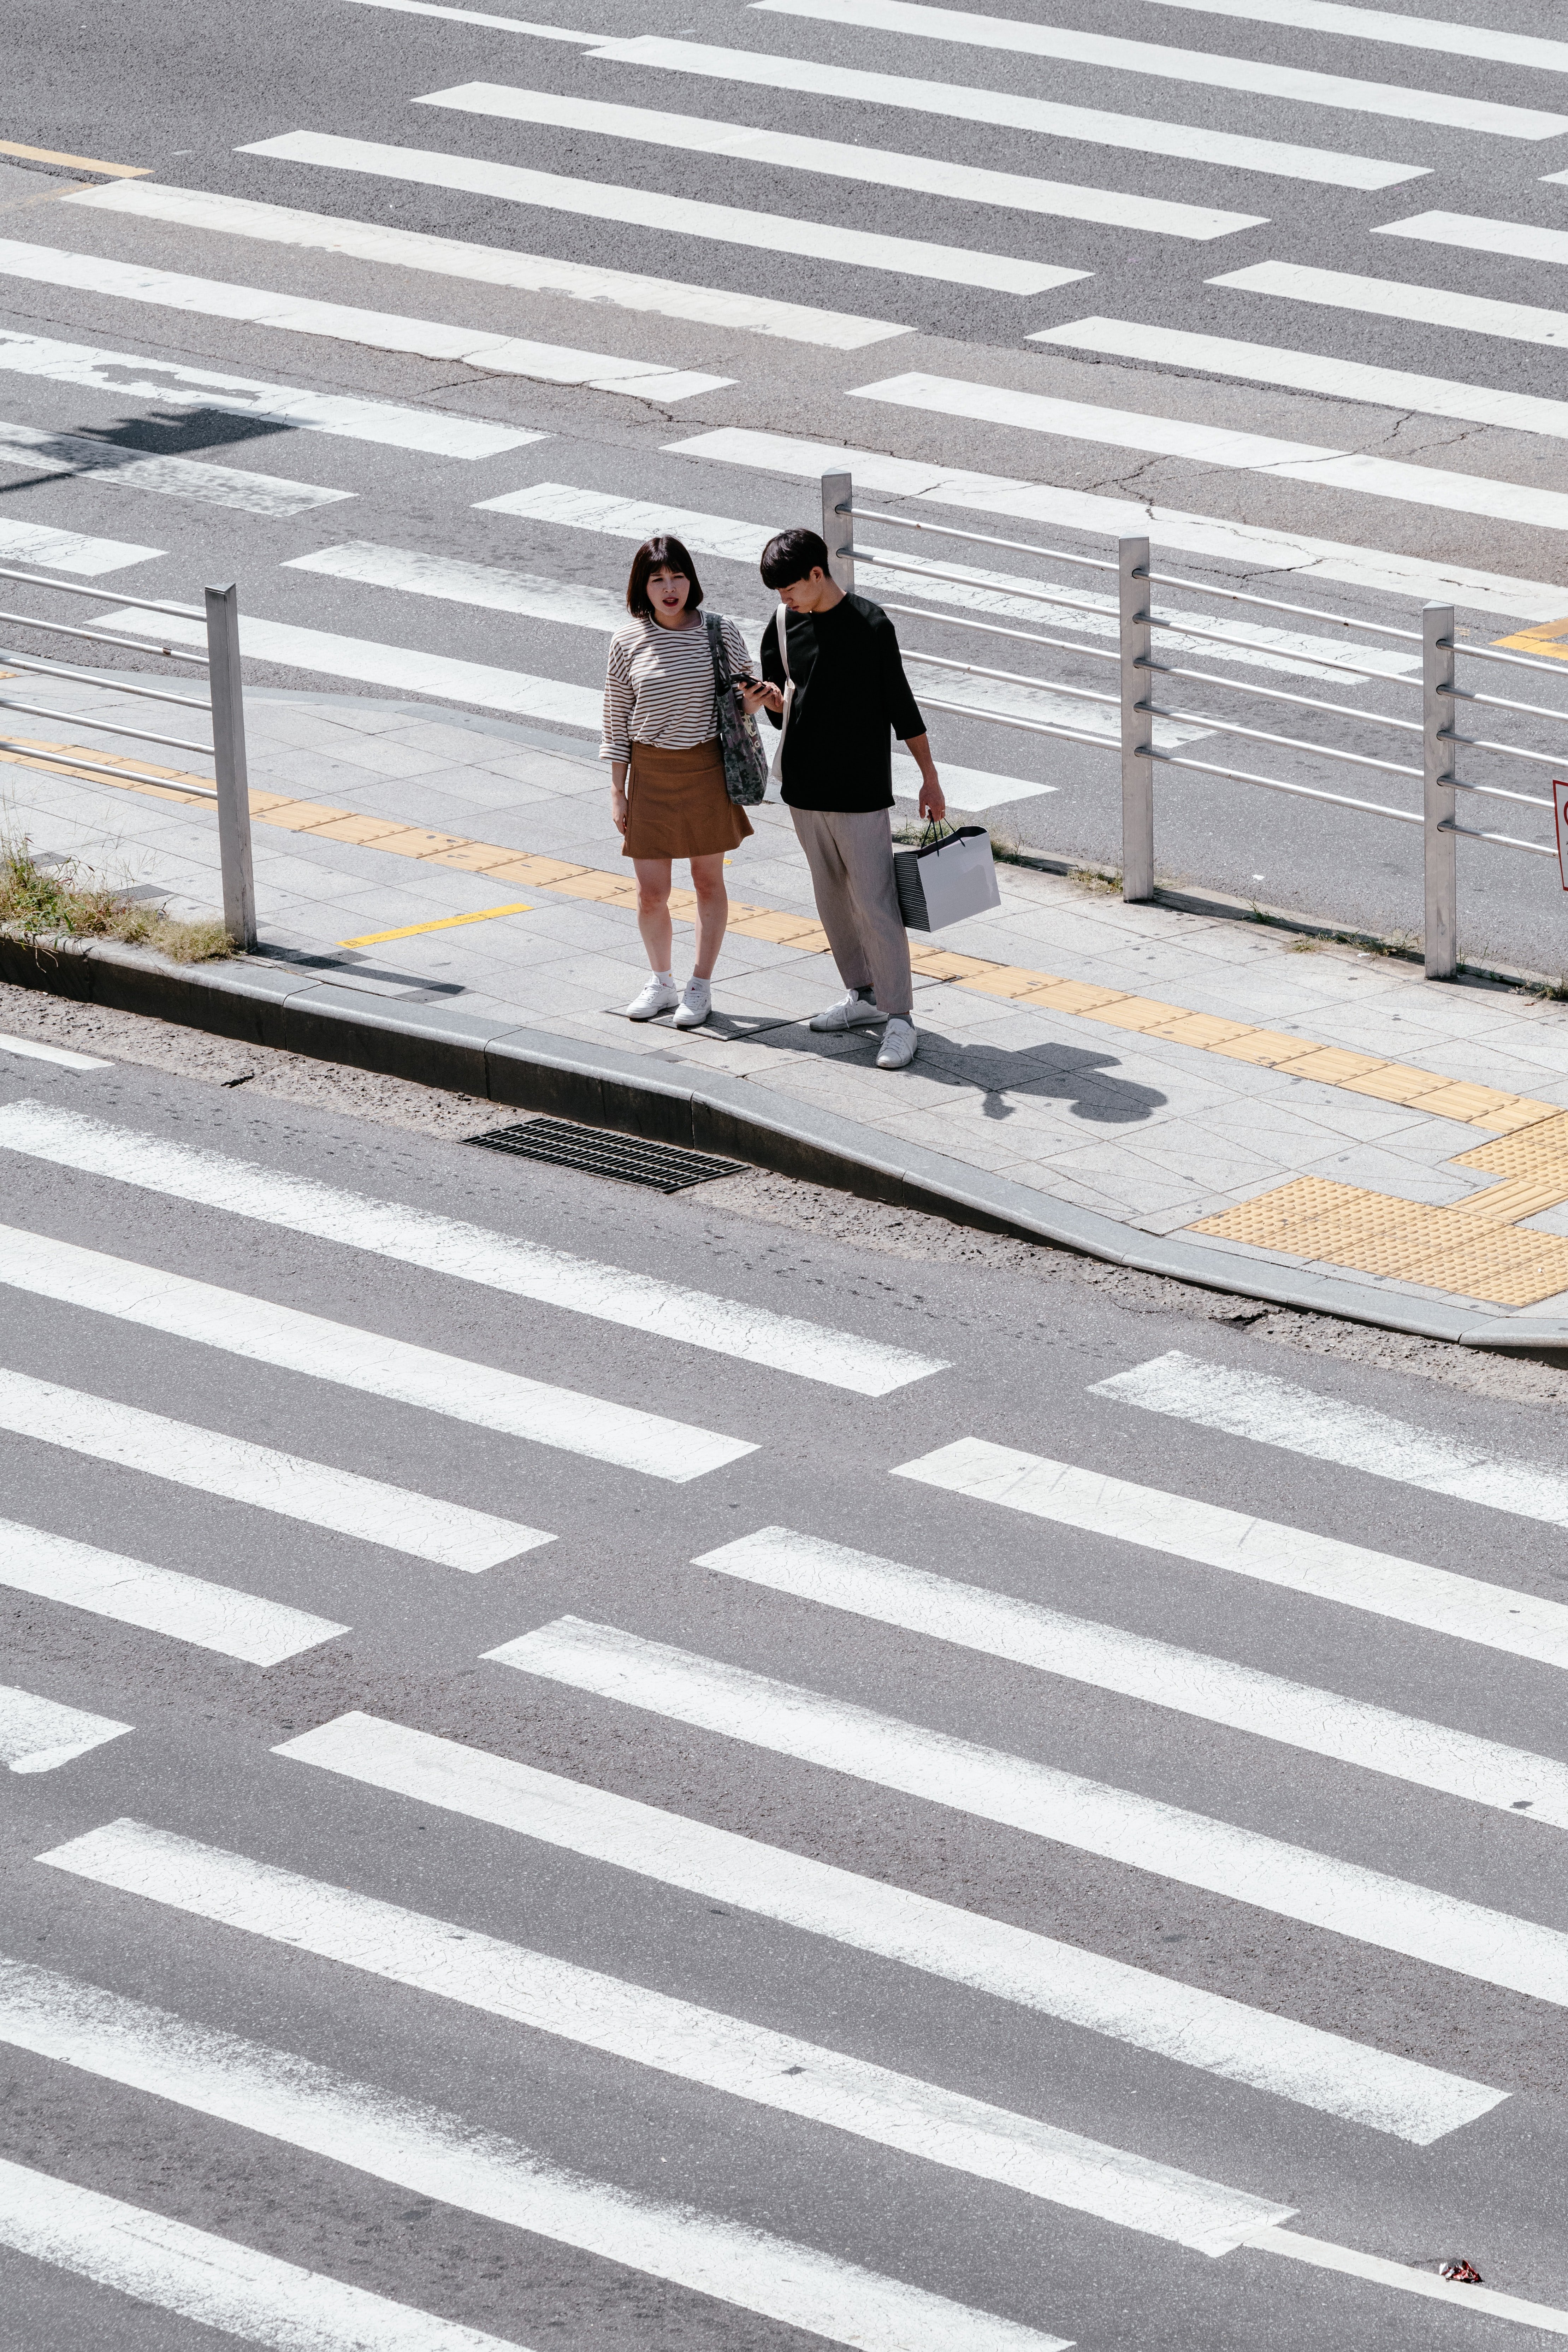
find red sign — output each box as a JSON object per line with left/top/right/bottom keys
{"left": 1556, "top": 780, "right": 1568, "bottom": 891}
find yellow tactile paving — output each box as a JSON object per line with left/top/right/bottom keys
{"left": 1192, "top": 1177, "right": 1568, "bottom": 1307}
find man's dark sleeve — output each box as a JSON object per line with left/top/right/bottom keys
{"left": 876, "top": 612, "right": 925, "bottom": 742}
{"left": 760, "top": 609, "right": 785, "bottom": 730}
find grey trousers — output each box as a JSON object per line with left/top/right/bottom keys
{"left": 789, "top": 806, "right": 913, "bottom": 1019}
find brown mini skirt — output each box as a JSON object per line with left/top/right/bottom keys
{"left": 623, "top": 736, "right": 754, "bottom": 861}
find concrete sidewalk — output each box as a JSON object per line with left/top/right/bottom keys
{"left": 11, "top": 676, "right": 1568, "bottom": 1329}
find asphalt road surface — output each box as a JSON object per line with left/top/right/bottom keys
{"left": 6, "top": 1014, "right": 1568, "bottom": 2350}
{"left": 7, "top": 0, "right": 1568, "bottom": 969}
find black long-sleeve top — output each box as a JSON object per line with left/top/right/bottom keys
{"left": 761, "top": 592, "right": 925, "bottom": 813}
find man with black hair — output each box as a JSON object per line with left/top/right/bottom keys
{"left": 757, "top": 527, "right": 944, "bottom": 1071}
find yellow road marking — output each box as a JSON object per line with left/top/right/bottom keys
{"left": 339, "top": 901, "right": 532, "bottom": 947}
{"left": 0, "top": 139, "right": 150, "bottom": 178}
{"left": 1493, "top": 616, "right": 1568, "bottom": 662}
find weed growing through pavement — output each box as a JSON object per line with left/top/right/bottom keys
{"left": 0, "top": 834, "right": 233, "bottom": 962}
{"left": 1069, "top": 864, "right": 1122, "bottom": 895}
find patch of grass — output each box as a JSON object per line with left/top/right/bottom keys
{"left": 1069, "top": 864, "right": 1122, "bottom": 896}
{"left": 0, "top": 835, "right": 235, "bottom": 963}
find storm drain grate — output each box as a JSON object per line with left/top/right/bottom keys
{"left": 466, "top": 1118, "right": 743, "bottom": 1191}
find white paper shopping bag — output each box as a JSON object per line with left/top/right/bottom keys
{"left": 894, "top": 824, "right": 1001, "bottom": 931}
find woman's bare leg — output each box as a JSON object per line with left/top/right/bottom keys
{"left": 633, "top": 857, "right": 674, "bottom": 971}
{"left": 690, "top": 852, "right": 729, "bottom": 980}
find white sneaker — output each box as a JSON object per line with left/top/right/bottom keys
{"left": 625, "top": 975, "right": 679, "bottom": 1021}
{"left": 810, "top": 989, "right": 885, "bottom": 1033}
{"left": 672, "top": 976, "right": 712, "bottom": 1029}
{"left": 876, "top": 1017, "right": 918, "bottom": 1070}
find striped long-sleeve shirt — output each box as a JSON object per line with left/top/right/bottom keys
{"left": 600, "top": 614, "right": 752, "bottom": 764}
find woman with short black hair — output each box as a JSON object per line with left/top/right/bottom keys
{"left": 602, "top": 535, "right": 768, "bottom": 1028}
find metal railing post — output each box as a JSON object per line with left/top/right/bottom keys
{"left": 1119, "top": 535, "right": 1154, "bottom": 901}
{"left": 204, "top": 581, "right": 256, "bottom": 950}
{"left": 1422, "top": 600, "right": 1457, "bottom": 979}
{"left": 821, "top": 470, "right": 854, "bottom": 595}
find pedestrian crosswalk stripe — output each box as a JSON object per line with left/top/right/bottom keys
{"left": 345, "top": 0, "right": 598, "bottom": 34}
{"left": 0, "top": 415, "right": 353, "bottom": 520}
{"left": 1094, "top": 1350, "right": 1568, "bottom": 1531}
{"left": 1035, "top": 316, "right": 1568, "bottom": 444}
{"left": 1140, "top": 0, "right": 1568, "bottom": 75}
{"left": 1377, "top": 207, "right": 1568, "bottom": 271}
{"left": 94, "top": 602, "right": 604, "bottom": 729}
{"left": 0, "top": 515, "right": 162, "bottom": 576}
{"left": 240, "top": 130, "right": 1087, "bottom": 297}
{"left": 43, "top": 1819, "right": 1295, "bottom": 2253}
{"left": 278, "top": 1712, "right": 1502, "bottom": 2141}
{"left": 0, "top": 1366, "right": 548, "bottom": 1570}
{"left": 753, "top": 0, "right": 1568, "bottom": 137}
{"left": 0, "top": 2154, "right": 527, "bottom": 2352}
{"left": 0, "top": 1684, "right": 131, "bottom": 1774}
{"left": 286, "top": 540, "right": 635, "bottom": 632}
{"left": 68, "top": 181, "right": 911, "bottom": 352}
{"left": 484, "top": 481, "right": 1419, "bottom": 684}
{"left": 493, "top": 1617, "right": 1568, "bottom": 2006}
{"left": 0, "top": 1225, "right": 757, "bottom": 1481}
{"left": 894, "top": 1437, "right": 1568, "bottom": 1667}
{"left": 418, "top": 82, "right": 1265, "bottom": 241}
{"left": 0, "top": 1517, "right": 347, "bottom": 1666}
{"left": 0, "top": 1958, "right": 1073, "bottom": 2352}
{"left": 1212, "top": 257, "right": 1568, "bottom": 354}
{"left": 851, "top": 370, "right": 1568, "bottom": 534}
{"left": 697, "top": 1524, "right": 1568, "bottom": 1825}
{"left": 592, "top": 33, "right": 1426, "bottom": 190}
{"left": 0, "top": 1101, "right": 946, "bottom": 1395}
{"left": 669, "top": 425, "right": 1568, "bottom": 619}
{"left": 0, "top": 1031, "right": 110, "bottom": 1069}
{"left": 0, "top": 326, "right": 547, "bottom": 460}
{"left": 0, "top": 238, "right": 732, "bottom": 402}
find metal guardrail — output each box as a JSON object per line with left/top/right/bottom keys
{"left": 0, "top": 570, "right": 256, "bottom": 949}
{"left": 819, "top": 473, "right": 1566, "bottom": 981}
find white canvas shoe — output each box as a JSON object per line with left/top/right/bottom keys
{"left": 876, "top": 1018, "right": 918, "bottom": 1070}
{"left": 810, "top": 989, "right": 885, "bottom": 1033}
{"left": 625, "top": 975, "right": 680, "bottom": 1020}
{"left": 672, "top": 976, "right": 712, "bottom": 1029}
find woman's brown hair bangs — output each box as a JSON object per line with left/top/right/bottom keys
{"left": 626, "top": 535, "right": 704, "bottom": 619}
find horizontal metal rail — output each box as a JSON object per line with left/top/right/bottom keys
{"left": 0, "top": 605, "right": 209, "bottom": 665}
{"left": 1143, "top": 565, "right": 1421, "bottom": 645}
{"left": 852, "top": 545, "right": 1114, "bottom": 623}
{"left": 917, "top": 692, "right": 1119, "bottom": 751}
{"left": 1446, "top": 681, "right": 1568, "bottom": 725}
{"left": 0, "top": 646, "right": 211, "bottom": 711}
{"left": 847, "top": 505, "right": 1118, "bottom": 577}
{"left": 1145, "top": 702, "right": 1421, "bottom": 778}
{"left": 0, "top": 568, "right": 209, "bottom": 628}
{"left": 0, "top": 694, "right": 215, "bottom": 759}
{"left": 1439, "top": 730, "right": 1563, "bottom": 770}
{"left": 1440, "top": 818, "right": 1556, "bottom": 856}
{"left": 1453, "top": 775, "right": 1553, "bottom": 811}
{"left": 1146, "top": 745, "right": 1420, "bottom": 823}
{"left": 1146, "top": 659, "right": 1422, "bottom": 736}
{"left": 0, "top": 736, "right": 218, "bottom": 798}
{"left": 1147, "top": 609, "right": 1420, "bottom": 685}
{"left": 902, "top": 645, "right": 1116, "bottom": 710}
{"left": 882, "top": 600, "right": 1119, "bottom": 664}
{"left": 1454, "top": 639, "right": 1568, "bottom": 682}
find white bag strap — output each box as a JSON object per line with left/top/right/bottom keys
{"left": 768, "top": 603, "right": 794, "bottom": 786}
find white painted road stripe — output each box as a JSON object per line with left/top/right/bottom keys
{"left": 0, "top": 1959, "right": 1072, "bottom": 2352}
{"left": 851, "top": 370, "right": 1568, "bottom": 532}
{"left": 700, "top": 1524, "right": 1568, "bottom": 1824}
{"left": 1140, "top": 0, "right": 1568, "bottom": 76}
{"left": 67, "top": 181, "right": 912, "bottom": 351}
{"left": 753, "top": 0, "right": 1568, "bottom": 135}
{"left": 592, "top": 33, "right": 1425, "bottom": 190}
{"left": 485, "top": 481, "right": 1419, "bottom": 684}
{"left": 1095, "top": 1351, "right": 1568, "bottom": 1530}
{"left": 0, "top": 516, "right": 161, "bottom": 576}
{"left": 343, "top": 0, "right": 598, "bottom": 34}
{"left": 0, "top": 1367, "right": 549, "bottom": 1570}
{"left": 667, "top": 426, "right": 1568, "bottom": 620}
{"left": 0, "top": 416, "right": 352, "bottom": 519}
{"left": 894, "top": 1436, "right": 1568, "bottom": 1667}
{"left": 0, "top": 2154, "right": 527, "bottom": 2352}
{"left": 0, "top": 1685, "right": 130, "bottom": 1773}
{"left": 0, "top": 1031, "right": 109, "bottom": 1068}
{"left": 0, "top": 1518, "right": 346, "bottom": 1666}
{"left": 45, "top": 1820, "right": 1292, "bottom": 2253}
{"left": 1242, "top": 2221, "right": 1568, "bottom": 2337}
{"left": 1378, "top": 207, "right": 1568, "bottom": 270}
{"left": 1034, "top": 315, "right": 1568, "bottom": 444}
{"left": 0, "top": 1224, "right": 755, "bottom": 1481}
{"left": 0, "top": 1103, "right": 943, "bottom": 1394}
{"left": 94, "top": 602, "right": 604, "bottom": 728}
{"left": 278, "top": 1712, "right": 1503, "bottom": 2142}
{"left": 240, "top": 130, "right": 1086, "bottom": 297}
{"left": 286, "top": 541, "right": 633, "bottom": 632}
{"left": 419, "top": 81, "right": 1264, "bottom": 240}
{"left": 1213, "top": 256, "right": 1568, "bottom": 354}
{"left": 0, "top": 327, "right": 547, "bottom": 460}
{"left": 493, "top": 1617, "right": 1568, "bottom": 2006}
{"left": 0, "top": 239, "right": 732, "bottom": 402}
